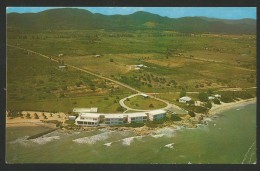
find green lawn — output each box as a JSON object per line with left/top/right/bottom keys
{"left": 124, "top": 95, "right": 167, "bottom": 110}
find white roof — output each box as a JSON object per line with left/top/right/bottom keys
{"left": 79, "top": 113, "right": 100, "bottom": 118}
{"left": 179, "top": 96, "right": 191, "bottom": 101}
{"left": 104, "top": 114, "right": 125, "bottom": 119}
{"left": 73, "top": 108, "right": 98, "bottom": 113}
{"left": 214, "top": 94, "right": 221, "bottom": 97}
{"left": 127, "top": 112, "right": 147, "bottom": 118}
{"left": 148, "top": 109, "right": 166, "bottom": 116}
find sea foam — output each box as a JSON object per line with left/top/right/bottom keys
{"left": 121, "top": 136, "right": 143, "bottom": 146}
{"left": 164, "top": 143, "right": 175, "bottom": 149}
{"left": 73, "top": 132, "right": 113, "bottom": 144}
{"left": 31, "top": 136, "right": 60, "bottom": 145}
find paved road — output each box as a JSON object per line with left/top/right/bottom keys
{"left": 8, "top": 44, "right": 180, "bottom": 111}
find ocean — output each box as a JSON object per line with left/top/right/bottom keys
{"left": 6, "top": 103, "right": 256, "bottom": 164}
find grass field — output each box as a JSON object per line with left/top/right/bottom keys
{"left": 124, "top": 95, "right": 167, "bottom": 110}
{"left": 7, "top": 29, "right": 256, "bottom": 113}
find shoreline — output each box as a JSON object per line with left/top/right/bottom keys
{"left": 6, "top": 98, "right": 256, "bottom": 130}
{"left": 208, "top": 98, "right": 256, "bottom": 116}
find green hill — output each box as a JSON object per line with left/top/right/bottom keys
{"left": 7, "top": 8, "right": 256, "bottom": 34}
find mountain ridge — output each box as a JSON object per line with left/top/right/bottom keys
{"left": 7, "top": 8, "right": 256, "bottom": 34}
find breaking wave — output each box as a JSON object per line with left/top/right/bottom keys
{"left": 31, "top": 136, "right": 60, "bottom": 145}
{"left": 104, "top": 142, "right": 112, "bottom": 147}
{"left": 121, "top": 136, "right": 143, "bottom": 146}
{"left": 154, "top": 127, "right": 176, "bottom": 137}
{"left": 164, "top": 143, "right": 175, "bottom": 149}
{"left": 73, "top": 131, "right": 113, "bottom": 144}
{"left": 151, "top": 134, "right": 165, "bottom": 138}
{"left": 9, "top": 136, "right": 30, "bottom": 146}
{"left": 9, "top": 135, "right": 60, "bottom": 146}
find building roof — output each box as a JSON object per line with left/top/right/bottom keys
{"left": 104, "top": 114, "right": 125, "bottom": 119}
{"left": 179, "top": 96, "right": 192, "bottom": 101}
{"left": 208, "top": 96, "right": 215, "bottom": 99}
{"left": 73, "top": 108, "right": 98, "bottom": 113}
{"left": 148, "top": 109, "right": 166, "bottom": 116}
{"left": 127, "top": 112, "right": 147, "bottom": 118}
{"left": 79, "top": 113, "right": 100, "bottom": 118}
{"left": 214, "top": 94, "right": 221, "bottom": 97}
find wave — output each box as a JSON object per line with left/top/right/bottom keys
{"left": 9, "top": 136, "right": 30, "bottom": 146}
{"left": 121, "top": 136, "right": 143, "bottom": 146}
{"left": 104, "top": 142, "right": 112, "bottom": 147}
{"left": 154, "top": 127, "right": 176, "bottom": 137}
{"left": 73, "top": 131, "right": 113, "bottom": 144}
{"left": 9, "top": 135, "right": 60, "bottom": 146}
{"left": 151, "top": 134, "right": 165, "bottom": 138}
{"left": 31, "top": 136, "right": 60, "bottom": 145}
{"left": 164, "top": 143, "right": 175, "bottom": 149}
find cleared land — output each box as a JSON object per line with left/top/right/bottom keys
{"left": 7, "top": 29, "right": 256, "bottom": 113}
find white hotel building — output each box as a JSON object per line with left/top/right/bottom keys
{"left": 127, "top": 112, "right": 148, "bottom": 123}
{"left": 74, "top": 109, "right": 167, "bottom": 126}
{"left": 75, "top": 113, "right": 100, "bottom": 126}
{"left": 104, "top": 114, "right": 126, "bottom": 125}
{"left": 147, "top": 109, "right": 166, "bottom": 121}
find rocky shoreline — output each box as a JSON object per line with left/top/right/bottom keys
{"left": 60, "top": 98, "right": 256, "bottom": 136}
{"left": 6, "top": 98, "right": 256, "bottom": 137}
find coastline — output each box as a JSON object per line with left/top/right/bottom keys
{"left": 6, "top": 98, "right": 256, "bottom": 130}
{"left": 208, "top": 98, "right": 256, "bottom": 116}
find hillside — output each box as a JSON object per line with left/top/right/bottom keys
{"left": 7, "top": 8, "right": 256, "bottom": 34}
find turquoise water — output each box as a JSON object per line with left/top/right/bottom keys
{"left": 6, "top": 103, "right": 256, "bottom": 164}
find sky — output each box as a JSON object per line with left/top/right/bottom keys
{"left": 6, "top": 7, "right": 256, "bottom": 19}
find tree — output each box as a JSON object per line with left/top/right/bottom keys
{"left": 179, "top": 90, "right": 186, "bottom": 98}
{"left": 187, "top": 100, "right": 195, "bottom": 105}
{"left": 188, "top": 111, "right": 195, "bottom": 117}
{"left": 207, "top": 89, "right": 213, "bottom": 95}
{"left": 170, "top": 114, "right": 182, "bottom": 121}
{"left": 205, "top": 101, "right": 212, "bottom": 109}
{"left": 213, "top": 98, "right": 221, "bottom": 105}
{"left": 198, "top": 92, "right": 208, "bottom": 102}
{"left": 149, "top": 104, "right": 154, "bottom": 108}
{"left": 26, "top": 113, "right": 31, "bottom": 119}
{"left": 110, "top": 58, "right": 114, "bottom": 62}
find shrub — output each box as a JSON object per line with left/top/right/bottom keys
{"left": 26, "top": 113, "right": 31, "bottom": 119}
{"left": 34, "top": 113, "right": 39, "bottom": 119}
{"left": 170, "top": 114, "right": 182, "bottom": 121}
{"left": 205, "top": 101, "right": 212, "bottom": 109}
{"left": 179, "top": 90, "right": 186, "bottom": 98}
{"left": 213, "top": 98, "right": 221, "bottom": 104}
{"left": 188, "top": 111, "right": 195, "bottom": 117}
{"left": 198, "top": 92, "right": 208, "bottom": 102}
{"left": 116, "top": 106, "right": 124, "bottom": 112}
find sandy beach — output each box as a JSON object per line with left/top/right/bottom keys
{"left": 209, "top": 98, "right": 256, "bottom": 116}
{"left": 6, "top": 111, "right": 67, "bottom": 128}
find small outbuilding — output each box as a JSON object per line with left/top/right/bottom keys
{"left": 214, "top": 94, "right": 221, "bottom": 99}
{"left": 179, "top": 96, "right": 192, "bottom": 103}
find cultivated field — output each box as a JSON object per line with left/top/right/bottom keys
{"left": 7, "top": 29, "right": 256, "bottom": 113}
